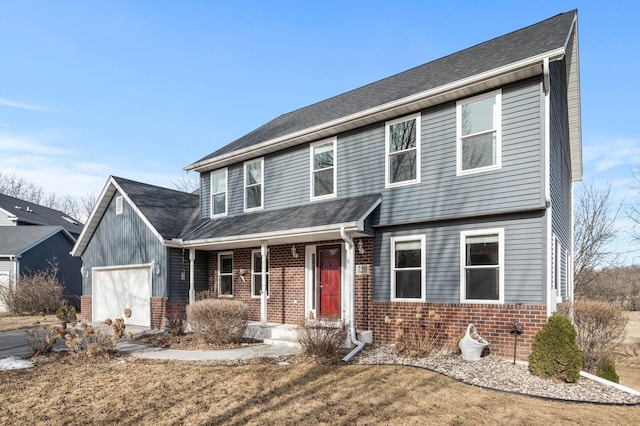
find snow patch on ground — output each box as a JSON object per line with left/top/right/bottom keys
{"left": 0, "top": 356, "right": 34, "bottom": 370}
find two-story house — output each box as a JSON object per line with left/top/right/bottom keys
{"left": 73, "top": 10, "right": 581, "bottom": 358}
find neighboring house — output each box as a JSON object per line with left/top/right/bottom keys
{"left": 0, "top": 193, "right": 84, "bottom": 309}
{"left": 73, "top": 10, "right": 581, "bottom": 358}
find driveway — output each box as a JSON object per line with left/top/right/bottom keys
{"left": 0, "top": 329, "right": 31, "bottom": 358}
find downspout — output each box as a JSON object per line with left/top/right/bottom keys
{"left": 260, "top": 242, "right": 268, "bottom": 326}
{"left": 188, "top": 249, "right": 196, "bottom": 305}
{"left": 340, "top": 227, "right": 364, "bottom": 362}
{"left": 543, "top": 57, "right": 554, "bottom": 317}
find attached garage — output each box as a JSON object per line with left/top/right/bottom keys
{"left": 93, "top": 265, "right": 152, "bottom": 327}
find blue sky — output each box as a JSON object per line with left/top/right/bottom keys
{"left": 1, "top": 2, "right": 639, "bottom": 258}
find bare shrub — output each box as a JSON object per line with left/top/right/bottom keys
{"left": 166, "top": 301, "right": 186, "bottom": 336}
{"left": 0, "top": 269, "right": 64, "bottom": 314}
{"left": 186, "top": 299, "right": 249, "bottom": 344}
{"left": 385, "top": 307, "right": 444, "bottom": 357}
{"left": 195, "top": 289, "right": 217, "bottom": 301}
{"left": 296, "top": 319, "right": 347, "bottom": 362}
{"left": 558, "top": 300, "right": 628, "bottom": 372}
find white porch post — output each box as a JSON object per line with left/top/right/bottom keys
{"left": 260, "top": 242, "right": 268, "bottom": 326}
{"left": 188, "top": 248, "right": 196, "bottom": 305}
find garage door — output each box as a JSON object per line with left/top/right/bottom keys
{"left": 93, "top": 266, "right": 151, "bottom": 327}
{"left": 0, "top": 272, "right": 9, "bottom": 312}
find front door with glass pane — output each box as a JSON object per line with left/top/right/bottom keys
{"left": 317, "top": 245, "right": 341, "bottom": 318}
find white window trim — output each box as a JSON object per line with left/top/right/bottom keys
{"left": 244, "top": 158, "right": 264, "bottom": 212}
{"left": 251, "top": 249, "right": 269, "bottom": 299}
{"left": 210, "top": 168, "right": 228, "bottom": 218}
{"left": 456, "top": 90, "right": 502, "bottom": 176}
{"left": 218, "top": 251, "right": 234, "bottom": 298}
{"left": 390, "top": 234, "right": 426, "bottom": 302}
{"left": 310, "top": 137, "right": 337, "bottom": 201}
{"left": 460, "top": 228, "right": 504, "bottom": 304}
{"left": 385, "top": 113, "right": 421, "bottom": 188}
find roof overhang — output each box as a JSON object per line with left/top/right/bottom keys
{"left": 186, "top": 46, "right": 580, "bottom": 175}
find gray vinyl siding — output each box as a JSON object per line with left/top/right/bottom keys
{"left": 200, "top": 171, "right": 210, "bottom": 219}
{"left": 82, "top": 192, "right": 167, "bottom": 297}
{"left": 0, "top": 260, "right": 15, "bottom": 275}
{"left": 200, "top": 78, "right": 544, "bottom": 225}
{"left": 549, "top": 59, "right": 572, "bottom": 249}
{"left": 167, "top": 248, "right": 209, "bottom": 302}
{"left": 374, "top": 213, "right": 545, "bottom": 304}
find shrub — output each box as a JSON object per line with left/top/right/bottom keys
{"left": 528, "top": 313, "right": 582, "bottom": 383}
{"left": 296, "top": 319, "right": 347, "bottom": 362}
{"left": 596, "top": 358, "right": 620, "bottom": 383}
{"left": 385, "top": 307, "right": 443, "bottom": 357}
{"left": 166, "top": 301, "right": 186, "bottom": 336}
{"left": 186, "top": 299, "right": 249, "bottom": 344}
{"left": 56, "top": 302, "right": 77, "bottom": 327}
{"left": 0, "top": 269, "right": 65, "bottom": 314}
{"left": 558, "top": 300, "right": 627, "bottom": 373}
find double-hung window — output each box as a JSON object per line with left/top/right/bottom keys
{"left": 210, "top": 168, "right": 227, "bottom": 217}
{"left": 218, "top": 252, "right": 233, "bottom": 297}
{"left": 251, "top": 250, "right": 269, "bottom": 298}
{"left": 385, "top": 113, "right": 421, "bottom": 187}
{"left": 460, "top": 229, "right": 504, "bottom": 303}
{"left": 244, "top": 158, "right": 264, "bottom": 211}
{"left": 457, "top": 90, "right": 502, "bottom": 175}
{"left": 390, "top": 235, "right": 426, "bottom": 301}
{"left": 310, "top": 138, "right": 336, "bottom": 200}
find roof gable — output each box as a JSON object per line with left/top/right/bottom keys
{"left": 187, "top": 10, "right": 578, "bottom": 174}
{"left": 71, "top": 176, "right": 199, "bottom": 256}
{"left": 0, "top": 226, "right": 74, "bottom": 257}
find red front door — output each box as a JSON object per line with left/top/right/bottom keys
{"left": 317, "top": 245, "right": 341, "bottom": 318}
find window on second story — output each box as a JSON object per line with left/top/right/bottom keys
{"left": 457, "top": 90, "right": 502, "bottom": 175}
{"left": 251, "top": 249, "right": 269, "bottom": 298}
{"left": 390, "top": 235, "right": 426, "bottom": 301}
{"left": 460, "top": 229, "right": 504, "bottom": 303}
{"left": 385, "top": 113, "right": 421, "bottom": 187}
{"left": 210, "top": 168, "right": 227, "bottom": 217}
{"left": 310, "top": 138, "right": 336, "bottom": 200}
{"left": 244, "top": 158, "right": 263, "bottom": 211}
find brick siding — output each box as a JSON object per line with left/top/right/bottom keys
{"left": 80, "top": 295, "right": 92, "bottom": 322}
{"left": 150, "top": 297, "right": 167, "bottom": 330}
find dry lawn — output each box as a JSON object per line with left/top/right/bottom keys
{"left": 0, "top": 314, "right": 60, "bottom": 332}
{"left": 616, "top": 311, "right": 640, "bottom": 390}
{"left": 0, "top": 358, "right": 638, "bottom": 426}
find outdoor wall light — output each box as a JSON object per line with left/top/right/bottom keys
{"left": 291, "top": 245, "right": 299, "bottom": 258}
{"left": 80, "top": 266, "right": 88, "bottom": 278}
{"left": 357, "top": 240, "right": 365, "bottom": 255}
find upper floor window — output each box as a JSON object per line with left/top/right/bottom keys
{"left": 218, "top": 252, "right": 233, "bottom": 297}
{"left": 460, "top": 229, "right": 504, "bottom": 303}
{"left": 251, "top": 250, "right": 269, "bottom": 298}
{"left": 456, "top": 90, "right": 502, "bottom": 175}
{"left": 385, "top": 114, "right": 421, "bottom": 187}
{"left": 310, "top": 138, "right": 337, "bottom": 200}
{"left": 244, "top": 158, "right": 264, "bottom": 211}
{"left": 390, "top": 235, "right": 426, "bottom": 301}
{"left": 210, "top": 168, "right": 227, "bottom": 217}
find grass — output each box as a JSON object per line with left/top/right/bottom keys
{"left": 0, "top": 359, "right": 638, "bottom": 425}
{"left": 0, "top": 314, "right": 60, "bottom": 332}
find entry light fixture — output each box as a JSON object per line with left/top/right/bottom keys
{"left": 357, "top": 240, "right": 365, "bottom": 255}
{"left": 291, "top": 245, "right": 298, "bottom": 258}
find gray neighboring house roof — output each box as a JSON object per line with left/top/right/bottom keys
{"left": 186, "top": 10, "right": 580, "bottom": 178}
{"left": 72, "top": 176, "right": 200, "bottom": 256}
{"left": 180, "top": 193, "right": 381, "bottom": 249}
{"left": 0, "top": 193, "right": 84, "bottom": 236}
{"left": 0, "top": 226, "right": 74, "bottom": 257}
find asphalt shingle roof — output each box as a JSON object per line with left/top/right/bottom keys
{"left": 0, "top": 226, "right": 68, "bottom": 256}
{"left": 0, "top": 193, "right": 84, "bottom": 236}
{"left": 190, "top": 10, "right": 576, "bottom": 166}
{"left": 112, "top": 177, "right": 200, "bottom": 240}
{"left": 183, "top": 193, "right": 381, "bottom": 241}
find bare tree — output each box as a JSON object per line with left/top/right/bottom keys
{"left": 574, "top": 183, "right": 620, "bottom": 295}
{"left": 171, "top": 172, "right": 200, "bottom": 193}
{"left": 80, "top": 193, "right": 98, "bottom": 221}
{"left": 0, "top": 172, "right": 45, "bottom": 203}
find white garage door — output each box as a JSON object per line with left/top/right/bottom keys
{"left": 0, "top": 272, "right": 10, "bottom": 312}
{"left": 93, "top": 266, "right": 151, "bottom": 327}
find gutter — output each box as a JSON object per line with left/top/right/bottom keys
{"left": 339, "top": 227, "right": 364, "bottom": 363}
